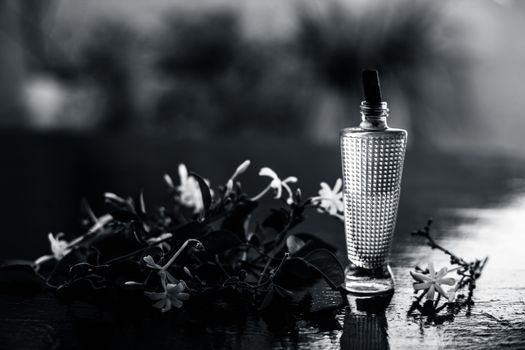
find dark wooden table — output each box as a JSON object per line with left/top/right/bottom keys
{"left": 1, "top": 132, "right": 524, "bottom": 349}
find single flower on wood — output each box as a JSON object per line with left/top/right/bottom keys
{"left": 410, "top": 262, "right": 456, "bottom": 301}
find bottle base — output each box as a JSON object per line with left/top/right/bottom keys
{"left": 344, "top": 262, "right": 394, "bottom": 295}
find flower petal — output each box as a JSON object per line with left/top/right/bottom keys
{"left": 152, "top": 299, "right": 167, "bottom": 309}
{"left": 171, "top": 298, "right": 183, "bottom": 309}
{"left": 435, "top": 283, "right": 448, "bottom": 298}
{"left": 335, "top": 200, "right": 344, "bottom": 213}
{"left": 164, "top": 174, "right": 174, "bottom": 188}
{"left": 283, "top": 176, "right": 298, "bottom": 184}
{"left": 319, "top": 182, "right": 331, "bottom": 194}
{"left": 446, "top": 289, "right": 456, "bottom": 303}
{"left": 426, "top": 284, "right": 436, "bottom": 301}
{"left": 34, "top": 254, "right": 54, "bottom": 265}
{"left": 225, "top": 179, "right": 234, "bottom": 194}
{"left": 436, "top": 266, "right": 448, "bottom": 279}
{"left": 273, "top": 183, "right": 282, "bottom": 199}
{"left": 145, "top": 291, "right": 167, "bottom": 301}
{"left": 176, "top": 292, "right": 190, "bottom": 301}
{"left": 147, "top": 233, "right": 173, "bottom": 244}
{"left": 437, "top": 277, "right": 455, "bottom": 286}
{"left": 259, "top": 167, "right": 278, "bottom": 179}
{"left": 161, "top": 299, "right": 172, "bottom": 312}
{"left": 178, "top": 164, "right": 188, "bottom": 183}
{"left": 233, "top": 160, "right": 251, "bottom": 178}
{"left": 87, "top": 214, "right": 113, "bottom": 235}
{"left": 143, "top": 255, "right": 162, "bottom": 269}
{"left": 413, "top": 282, "right": 431, "bottom": 291}
{"left": 124, "top": 281, "right": 144, "bottom": 287}
{"left": 333, "top": 178, "right": 343, "bottom": 193}
{"left": 167, "top": 283, "right": 184, "bottom": 294}
{"left": 428, "top": 262, "right": 435, "bottom": 277}
{"left": 281, "top": 182, "right": 294, "bottom": 203}
{"left": 410, "top": 271, "right": 432, "bottom": 282}
{"left": 327, "top": 200, "right": 338, "bottom": 215}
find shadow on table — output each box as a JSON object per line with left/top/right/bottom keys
{"left": 341, "top": 293, "right": 392, "bottom": 350}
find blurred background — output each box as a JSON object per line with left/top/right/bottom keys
{"left": 2, "top": 0, "right": 525, "bottom": 259}
{"left": 3, "top": 0, "right": 525, "bottom": 150}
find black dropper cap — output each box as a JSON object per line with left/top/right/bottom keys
{"left": 362, "top": 69, "right": 382, "bottom": 104}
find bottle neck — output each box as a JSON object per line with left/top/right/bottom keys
{"left": 359, "top": 101, "right": 389, "bottom": 131}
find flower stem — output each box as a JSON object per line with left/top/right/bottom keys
{"left": 162, "top": 239, "right": 201, "bottom": 270}
{"left": 250, "top": 183, "right": 272, "bottom": 201}
{"left": 411, "top": 219, "right": 469, "bottom": 266}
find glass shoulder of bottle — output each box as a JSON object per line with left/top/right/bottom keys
{"left": 340, "top": 127, "right": 407, "bottom": 137}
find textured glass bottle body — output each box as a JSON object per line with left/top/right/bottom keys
{"left": 340, "top": 127, "right": 407, "bottom": 269}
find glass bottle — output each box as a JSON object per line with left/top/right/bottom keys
{"left": 340, "top": 70, "right": 407, "bottom": 294}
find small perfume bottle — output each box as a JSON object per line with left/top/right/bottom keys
{"left": 340, "top": 70, "right": 407, "bottom": 294}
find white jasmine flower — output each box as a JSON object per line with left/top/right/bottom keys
{"left": 225, "top": 160, "right": 251, "bottom": 196}
{"left": 139, "top": 239, "right": 202, "bottom": 311}
{"left": 48, "top": 233, "right": 72, "bottom": 260}
{"left": 34, "top": 233, "right": 72, "bottom": 266}
{"left": 410, "top": 262, "right": 456, "bottom": 301}
{"left": 311, "top": 179, "right": 344, "bottom": 220}
{"left": 144, "top": 281, "right": 190, "bottom": 312}
{"left": 251, "top": 167, "right": 298, "bottom": 204}
{"left": 34, "top": 215, "right": 112, "bottom": 267}
{"left": 176, "top": 164, "right": 205, "bottom": 213}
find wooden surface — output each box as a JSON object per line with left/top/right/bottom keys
{"left": 1, "top": 132, "right": 525, "bottom": 349}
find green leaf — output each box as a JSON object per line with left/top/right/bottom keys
{"left": 171, "top": 221, "right": 208, "bottom": 244}
{"left": 258, "top": 286, "right": 275, "bottom": 311}
{"left": 302, "top": 249, "right": 344, "bottom": 290}
{"left": 286, "top": 235, "right": 306, "bottom": 255}
{"left": 110, "top": 210, "right": 138, "bottom": 222}
{"left": 200, "top": 230, "right": 243, "bottom": 255}
{"left": 274, "top": 257, "right": 314, "bottom": 288}
{"left": 289, "top": 233, "right": 337, "bottom": 257}
{"left": 221, "top": 200, "right": 258, "bottom": 240}
{"left": 262, "top": 208, "right": 289, "bottom": 234}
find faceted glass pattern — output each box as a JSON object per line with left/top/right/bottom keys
{"left": 340, "top": 130, "right": 407, "bottom": 269}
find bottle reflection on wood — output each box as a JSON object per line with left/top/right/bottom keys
{"left": 341, "top": 70, "right": 407, "bottom": 294}
{"left": 340, "top": 293, "right": 392, "bottom": 350}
